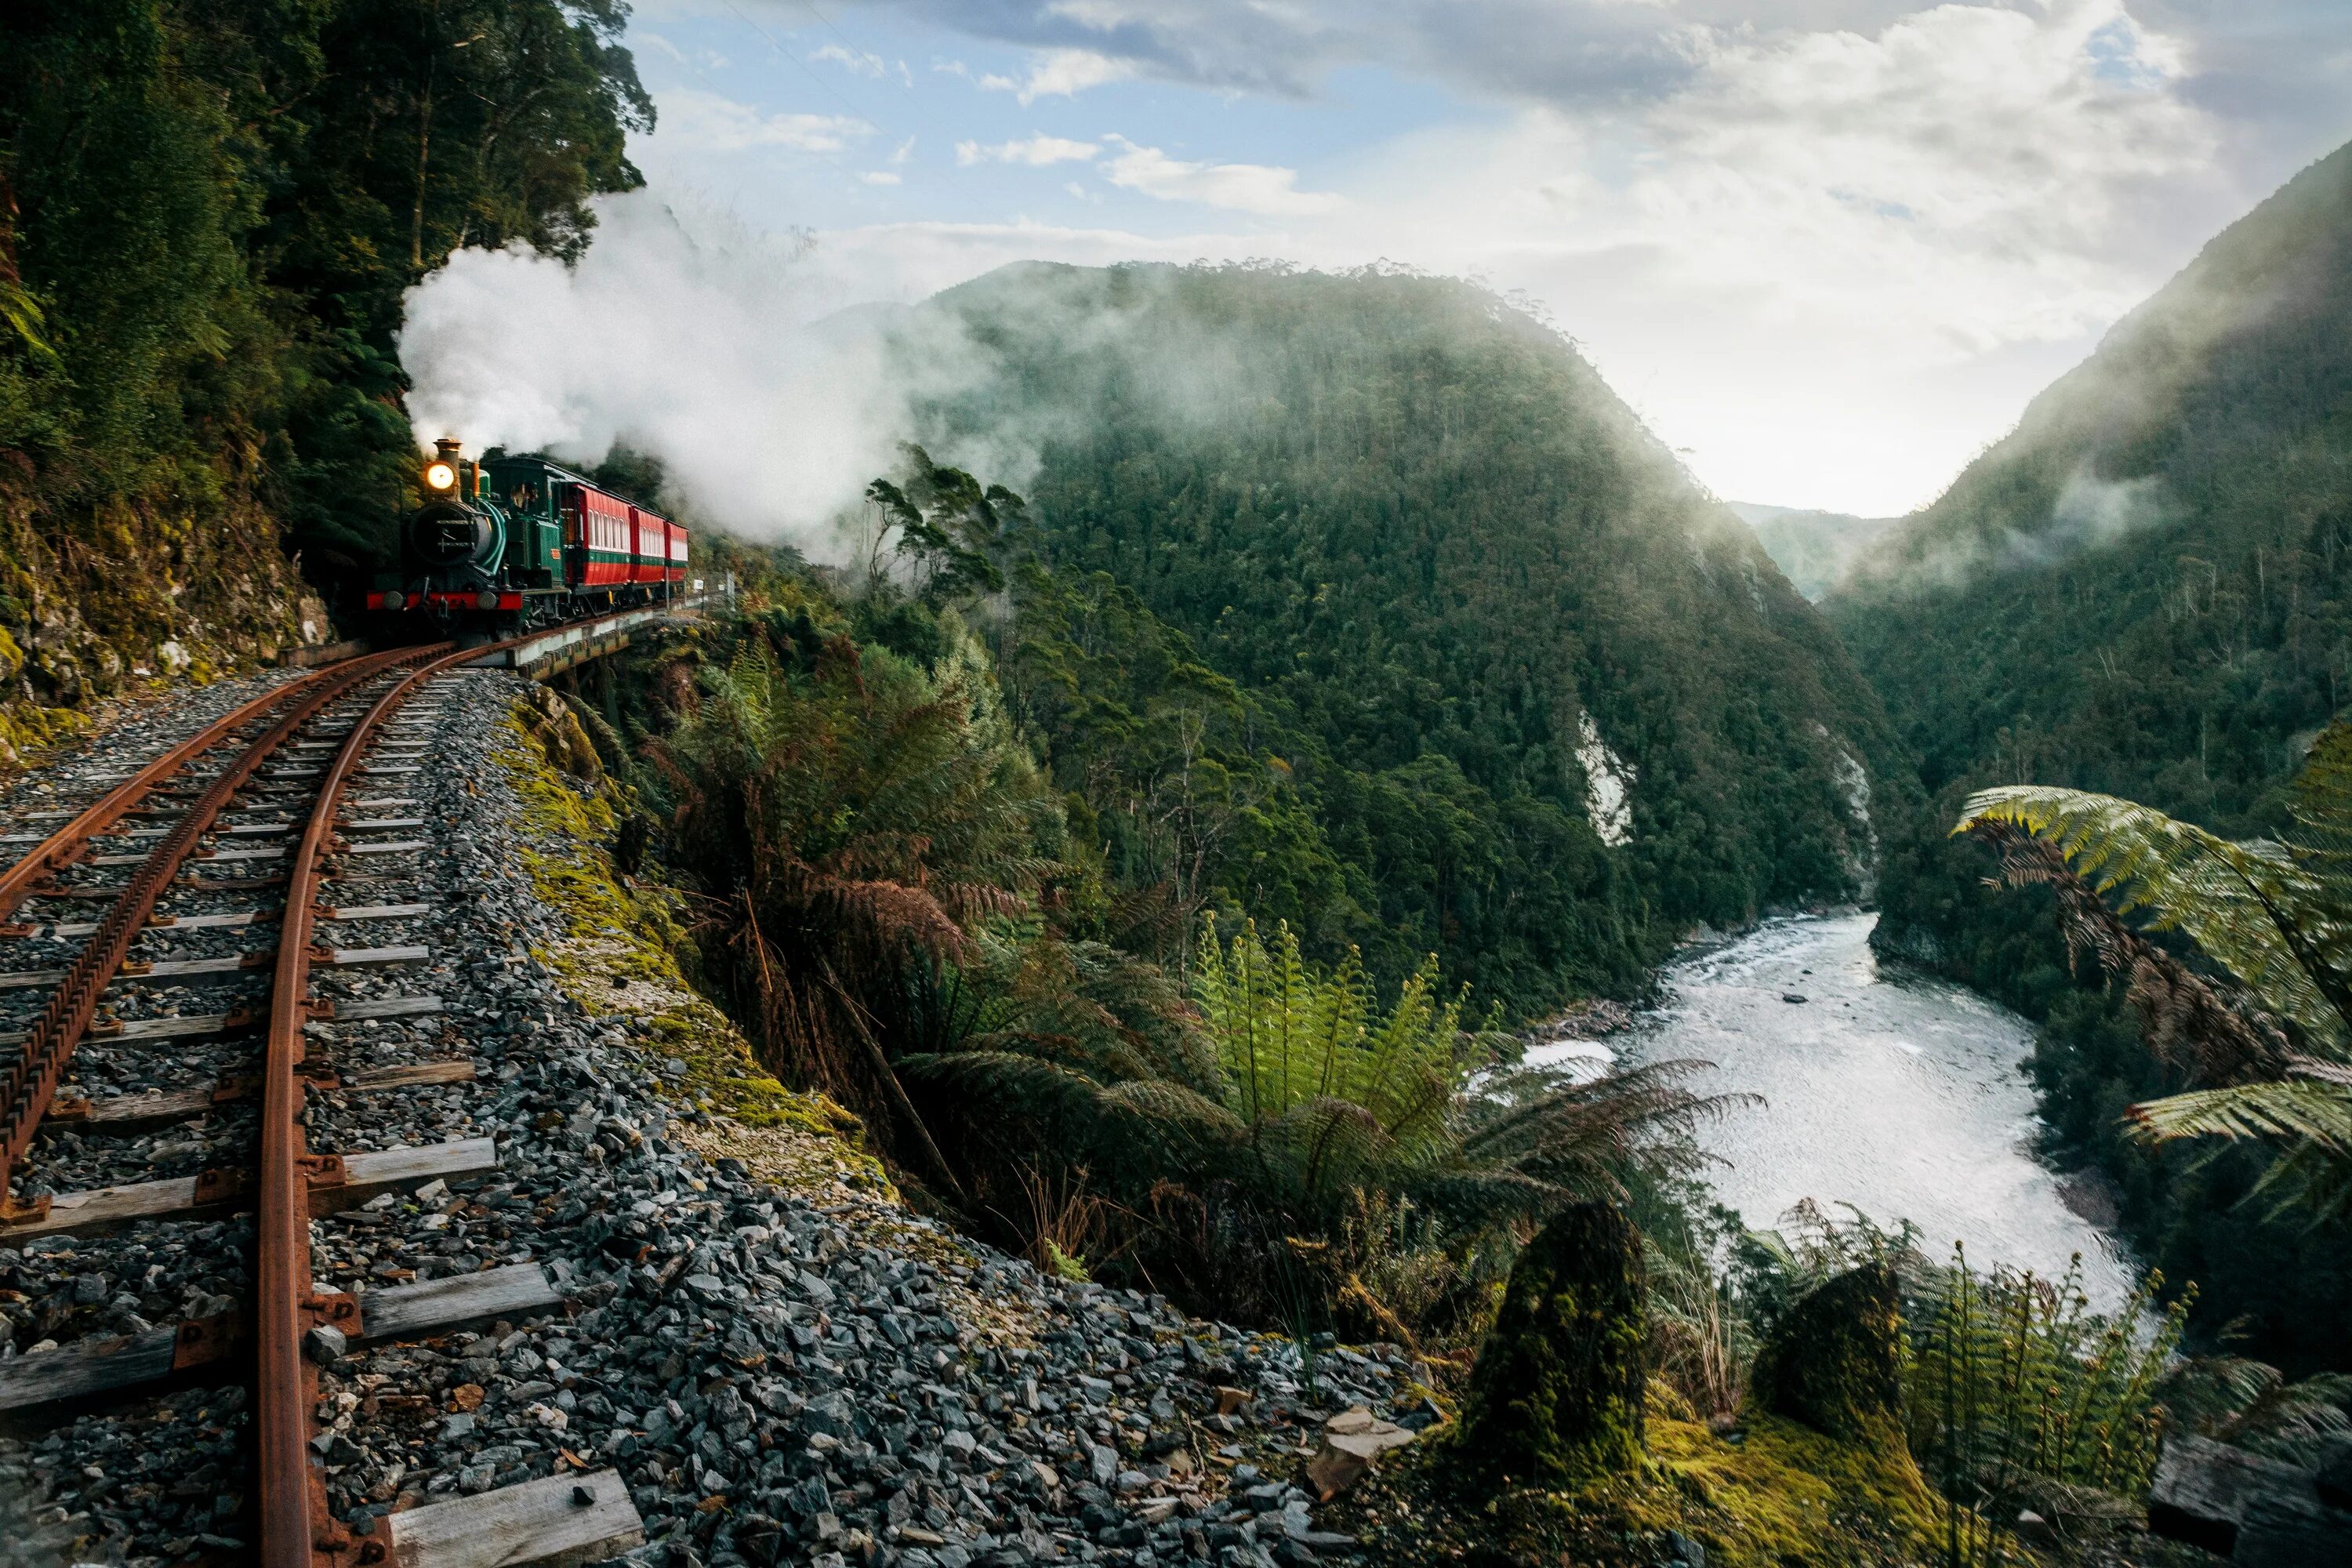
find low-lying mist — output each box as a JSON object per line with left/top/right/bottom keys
{"left": 1845, "top": 463, "right": 2176, "bottom": 595}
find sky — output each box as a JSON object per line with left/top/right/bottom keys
{"left": 452, "top": 1, "right": 2352, "bottom": 517}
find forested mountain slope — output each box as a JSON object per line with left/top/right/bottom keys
{"left": 1730, "top": 503, "right": 1898, "bottom": 601}
{"left": 905, "top": 263, "right": 1911, "bottom": 1018}
{"left": 1833, "top": 139, "right": 2352, "bottom": 826}
{"left": 1826, "top": 140, "right": 2352, "bottom": 1370}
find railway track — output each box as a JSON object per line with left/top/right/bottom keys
{"left": 0, "top": 644, "right": 644, "bottom": 1566}
{"left": 0, "top": 598, "right": 1403, "bottom": 1568}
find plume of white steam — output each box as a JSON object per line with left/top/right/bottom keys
{"left": 397, "top": 196, "right": 1000, "bottom": 557}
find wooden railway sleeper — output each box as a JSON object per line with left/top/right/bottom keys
{"left": 0, "top": 651, "right": 446, "bottom": 1225}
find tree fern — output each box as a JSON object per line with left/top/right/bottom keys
{"left": 1907, "top": 1247, "right": 2187, "bottom": 1563}
{"left": 1956, "top": 728, "right": 2352, "bottom": 1219}
{"left": 1958, "top": 785, "right": 2351, "bottom": 1050}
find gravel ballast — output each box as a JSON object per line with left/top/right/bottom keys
{"left": 0, "top": 663, "right": 1427, "bottom": 1568}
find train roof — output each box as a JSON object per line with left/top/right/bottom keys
{"left": 485, "top": 452, "right": 673, "bottom": 521}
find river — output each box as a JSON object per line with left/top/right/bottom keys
{"left": 1527, "top": 913, "right": 2140, "bottom": 1309}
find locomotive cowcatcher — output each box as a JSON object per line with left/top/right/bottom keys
{"left": 366, "top": 438, "right": 688, "bottom": 630}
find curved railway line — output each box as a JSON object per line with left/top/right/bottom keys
{"left": 0, "top": 599, "right": 1413, "bottom": 1568}
{"left": 0, "top": 641, "right": 644, "bottom": 1566}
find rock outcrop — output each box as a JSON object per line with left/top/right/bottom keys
{"left": 1751, "top": 1262, "right": 1904, "bottom": 1440}
{"left": 1450, "top": 1200, "right": 1646, "bottom": 1494}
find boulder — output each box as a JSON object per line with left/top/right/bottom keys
{"left": 1451, "top": 1200, "right": 1646, "bottom": 1494}
{"left": 1307, "top": 1406, "right": 1417, "bottom": 1499}
{"left": 1752, "top": 1262, "right": 1903, "bottom": 1440}
{"left": 2151, "top": 1432, "right": 2352, "bottom": 1566}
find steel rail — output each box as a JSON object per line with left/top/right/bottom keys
{"left": 0, "top": 648, "right": 434, "bottom": 1224}
{"left": 0, "top": 673, "right": 337, "bottom": 928}
{"left": 258, "top": 633, "right": 530, "bottom": 1568}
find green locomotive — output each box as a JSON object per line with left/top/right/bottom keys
{"left": 368, "top": 439, "right": 688, "bottom": 629}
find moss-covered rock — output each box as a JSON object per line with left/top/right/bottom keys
{"left": 517, "top": 683, "right": 603, "bottom": 783}
{"left": 1753, "top": 1264, "right": 1905, "bottom": 1442}
{"left": 1345, "top": 1387, "right": 1945, "bottom": 1568}
{"left": 1450, "top": 1200, "right": 1648, "bottom": 1496}
{"left": 0, "top": 474, "right": 332, "bottom": 778}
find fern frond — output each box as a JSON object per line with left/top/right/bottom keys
{"left": 1958, "top": 786, "right": 2352, "bottom": 1051}
{"left": 2129, "top": 1080, "right": 2352, "bottom": 1149}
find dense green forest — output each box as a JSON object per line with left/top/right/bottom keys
{"left": 572, "top": 466, "right": 2280, "bottom": 1568}
{"left": 891, "top": 263, "right": 1911, "bottom": 1018}
{"left": 1831, "top": 138, "right": 2352, "bottom": 1370}
{"left": 0, "top": 0, "right": 648, "bottom": 755}
{"left": 13, "top": 14, "right": 2349, "bottom": 1545}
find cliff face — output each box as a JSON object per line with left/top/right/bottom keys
{"left": 0, "top": 470, "right": 330, "bottom": 768}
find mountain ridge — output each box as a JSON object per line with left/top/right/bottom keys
{"left": 1823, "top": 136, "right": 2352, "bottom": 1371}
{"left": 1830, "top": 137, "right": 2352, "bottom": 808}
{"left": 895, "top": 260, "right": 1913, "bottom": 1015}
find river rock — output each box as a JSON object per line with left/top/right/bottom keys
{"left": 1450, "top": 1200, "right": 1646, "bottom": 1494}
{"left": 1752, "top": 1262, "right": 1904, "bottom": 1439}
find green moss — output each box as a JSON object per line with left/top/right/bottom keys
{"left": 1449, "top": 1200, "right": 1648, "bottom": 1497}
{"left": 1755, "top": 1264, "right": 1906, "bottom": 1442}
{"left": 1347, "top": 1393, "right": 1943, "bottom": 1568}
{"left": 1648, "top": 1411, "right": 1942, "bottom": 1566}
{"left": 1352, "top": 1242, "right": 1942, "bottom": 1568}
{"left": 494, "top": 698, "right": 891, "bottom": 1191}
{"left": 0, "top": 478, "right": 328, "bottom": 779}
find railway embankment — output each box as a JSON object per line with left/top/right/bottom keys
{"left": 0, "top": 664, "right": 1420, "bottom": 1568}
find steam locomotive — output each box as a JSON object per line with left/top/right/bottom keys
{"left": 366, "top": 439, "right": 690, "bottom": 630}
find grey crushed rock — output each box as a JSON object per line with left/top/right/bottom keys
{"left": 0, "top": 665, "right": 1421, "bottom": 1568}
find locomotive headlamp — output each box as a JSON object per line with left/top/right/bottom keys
{"left": 424, "top": 460, "right": 457, "bottom": 492}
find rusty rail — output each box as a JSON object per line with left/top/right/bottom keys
{"left": 0, "top": 675, "right": 333, "bottom": 929}
{"left": 256, "top": 634, "right": 530, "bottom": 1568}
{"left": 0, "top": 648, "right": 437, "bottom": 1224}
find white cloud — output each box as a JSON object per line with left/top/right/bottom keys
{"left": 978, "top": 48, "right": 1138, "bottom": 105}
{"left": 813, "top": 42, "right": 890, "bottom": 78}
{"left": 1098, "top": 135, "right": 1343, "bottom": 216}
{"left": 635, "top": 31, "right": 728, "bottom": 72}
{"left": 860, "top": 171, "right": 903, "bottom": 185}
{"left": 956, "top": 135, "right": 1102, "bottom": 167}
{"left": 500, "top": 0, "right": 2318, "bottom": 517}
{"left": 789, "top": 1, "right": 2234, "bottom": 513}
{"left": 649, "top": 88, "right": 869, "bottom": 154}
{"left": 1328, "top": 0, "right": 2223, "bottom": 510}
{"left": 788, "top": 213, "right": 1263, "bottom": 304}
{"left": 890, "top": 136, "right": 916, "bottom": 165}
